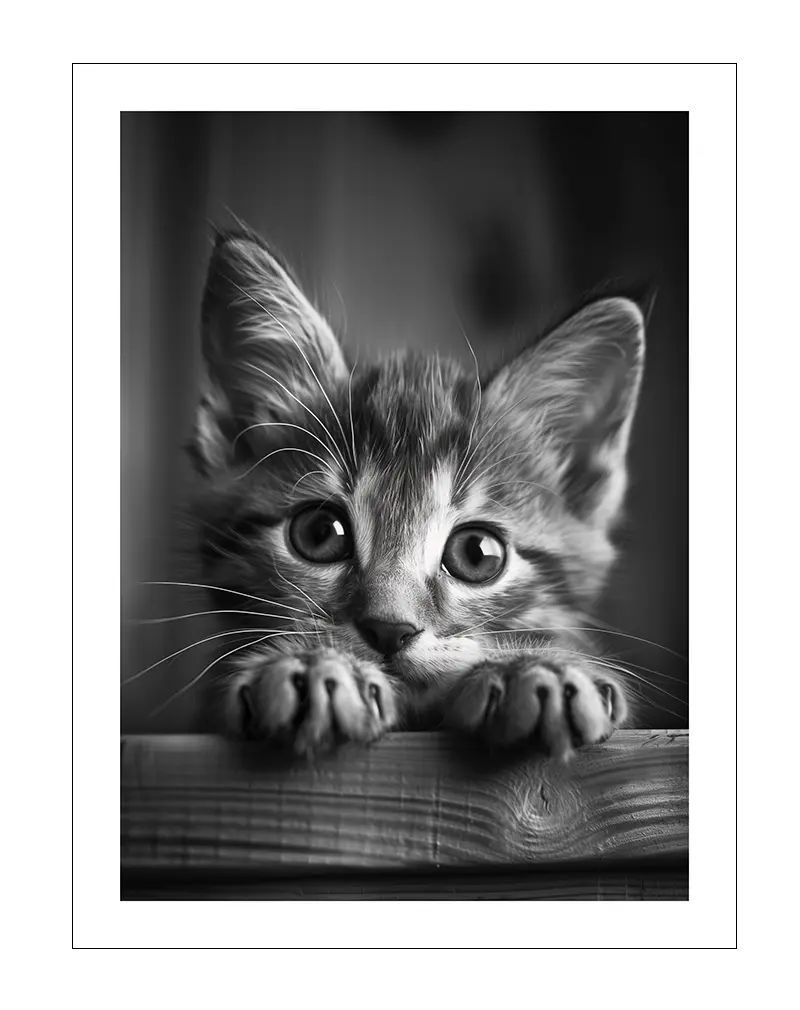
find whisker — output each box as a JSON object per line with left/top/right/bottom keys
{"left": 230, "top": 280, "right": 353, "bottom": 476}
{"left": 238, "top": 446, "right": 338, "bottom": 482}
{"left": 198, "top": 520, "right": 278, "bottom": 569}
{"left": 459, "top": 450, "right": 529, "bottom": 496}
{"left": 123, "top": 628, "right": 266, "bottom": 686}
{"left": 608, "top": 667, "right": 689, "bottom": 707}
{"left": 139, "top": 582, "right": 320, "bottom": 617}
{"left": 199, "top": 519, "right": 251, "bottom": 548}
{"left": 133, "top": 609, "right": 312, "bottom": 626}
{"left": 598, "top": 657, "right": 687, "bottom": 685}
{"left": 233, "top": 421, "right": 346, "bottom": 471}
{"left": 288, "top": 469, "right": 331, "bottom": 496}
{"left": 452, "top": 307, "right": 482, "bottom": 487}
{"left": 124, "top": 626, "right": 323, "bottom": 687}
{"left": 270, "top": 563, "right": 329, "bottom": 619}
{"left": 466, "top": 627, "right": 687, "bottom": 662}
{"left": 642, "top": 702, "right": 687, "bottom": 721}
{"left": 308, "top": 487, "right": 341, "bottom": 511}
{"left": 347, "top": 345, "right": 360, "bottom": 472}
{"left": 202, "top": 539, "right": 244, "bottom": 565}
{"left": 243, "top": 361, "right": 349, "bottom": 475}
{"left": 483, "top": 479, "right": 564, "bottom": 501}
{"left": 455, "top": 604, "right": 524, "bottom": 637}
{"left": 535, "top": 646, "right": 689, "bottom": 708}
{"left": 149, "top": 632, "right": 276, "bottom": 717}
{"left": 607, "top": 683, "right": 687, "bottom": 722}
{"left": 455, "top": 390, "right": 540, "bottom": 492}
{"left": 459, "top": 451, "right": 548, "bottom": 499}
{"left": 479, "top": 634, "right": 688, "bottom": 715}
{"left": 558, "top": 627, "right": 687, "bottom": 663}
{"left": 570, "top": 610, "right": 689, "bottom": 663}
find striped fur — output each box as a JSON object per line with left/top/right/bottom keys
{"left": 192, "top": 231, "right": 645, "bottom": 756}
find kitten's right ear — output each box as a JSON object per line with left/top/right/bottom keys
{"left": 192, "top": 231, "right": 347, "bottom": 474}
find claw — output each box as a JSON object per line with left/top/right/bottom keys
{"left": 484, "top": 683, "right": 502, "bottom": 725}
{"left": 368, "top": 682, "right": 384, "bottom": 721}
{"left": 599, "top": 682, "right": 614, "bottom": 719}
{"left": 238, "top": 684, "right": 258, "bottom": 739}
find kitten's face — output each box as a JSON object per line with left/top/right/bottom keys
{"left": 193, "top": 232, "right": 644, "bottom": 690}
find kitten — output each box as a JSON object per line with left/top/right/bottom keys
{"left": 191, "top": 229, "right": 644, "bottom": 760}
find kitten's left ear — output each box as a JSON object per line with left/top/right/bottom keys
{"left": 484, "top": 297, "right": 645, "bottom": 529}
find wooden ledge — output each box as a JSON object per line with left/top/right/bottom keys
{"left": 121, "top": 729, "right": 687, "bottom": 894}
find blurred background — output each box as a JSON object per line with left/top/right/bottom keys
{"left": 121, "top": 111, "right": 688, "bottom": 732}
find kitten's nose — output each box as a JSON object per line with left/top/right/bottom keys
{"left": 356, "top": 618, "right": 421, "bottom": 657}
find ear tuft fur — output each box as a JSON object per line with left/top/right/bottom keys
{"left": 192, "top": 230, "right": 347, "bottom": 474}
{"left": 484, "top": 296, "right": 645, "bottom": 529}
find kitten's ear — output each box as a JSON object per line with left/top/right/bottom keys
{"left": 484, "top": 297, "right": 645, "bottom": 529}
{"left": 192, "top": 231, "right": 347, "bottom": 473}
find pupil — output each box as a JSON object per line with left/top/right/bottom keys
{"left": 466, "top": 535, "right": 485, "bottom": 566}
{"left": 311, "top": 517, "right": 332, "bottom": 545}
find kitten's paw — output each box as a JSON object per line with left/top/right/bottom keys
{"left": 443, "top": 655, "right": 627, "bottom": 760}
{"left": 232, "top": 648, "right": 397, "bottom": 756}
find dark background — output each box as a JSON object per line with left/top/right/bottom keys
{"left": 121, "top": 111, "right": 688, "bottom": 732}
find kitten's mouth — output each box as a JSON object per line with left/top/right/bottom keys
{"left": 384, "top": 654, "right": 431, "bottom": 685}
{"left": 385, "top": 635, "right": 484, "bottom": 685}
{"left": 337, "top": 624, "right": 484, "bottom": 684}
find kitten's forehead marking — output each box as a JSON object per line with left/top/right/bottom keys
{"left": 349, "top": 462, "right": 379, "bottom": 567}
{"left": 420, "top": 463, "right": 457, "bottom": 573}
{"left": 458, "top": 480, "right": 492, "bottom": 518}
{"left": 350, "top": 459, "right": 459, "bottom": 573}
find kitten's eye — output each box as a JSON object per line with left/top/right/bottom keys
{"left": 289, "top": 504, "right": 353, "bottom": 563}
{"left": 441, "top": 527, "right": 506, "bottom": 583}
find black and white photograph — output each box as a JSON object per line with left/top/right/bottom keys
{"left": 119, "top": 108, "right": 690, "bottom": 901}
{"left": 65, "top": 59, "right": 739, "bottom": 957}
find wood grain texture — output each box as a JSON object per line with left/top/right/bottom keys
{"left": 121, "top": 730, "right": 687, "bottom": 880}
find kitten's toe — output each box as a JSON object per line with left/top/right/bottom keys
{"left": 233, "top": 649, "right": 396, "bottom": 756}
{"left": 297, "top": 652, "right": 388, "bottom": 752}
{"left": 238, "top": 655, "right": 308, "bottom": 739}
{"left": 445, "top": 661, "right": 545, "bottom": 748}
{"left": 558, "top": 667, "right": 608, "bottom": 749}
{"left": 445, "top": 656, "right": 626, "bottom": 758}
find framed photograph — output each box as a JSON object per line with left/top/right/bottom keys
{"left": 120, "top": 108, "right": 688, "bottom": 898}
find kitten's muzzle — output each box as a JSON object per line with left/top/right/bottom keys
{"left": 355, "top": 618, "right": 422, "bottom": 658}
